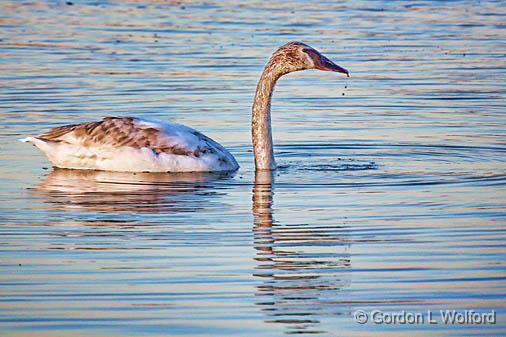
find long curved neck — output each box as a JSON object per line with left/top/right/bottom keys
{"left": 252, "top": 60, "right": 283, "bottom": 170}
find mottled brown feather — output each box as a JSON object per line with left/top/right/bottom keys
{"left": 37, "top": 117, "right": 202, "bottom": 157}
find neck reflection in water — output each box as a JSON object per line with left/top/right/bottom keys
{"left": 252, "top": 171, "right": 352, "bottom": 335}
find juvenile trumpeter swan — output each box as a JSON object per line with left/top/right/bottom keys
{"left": 22, "top": 42, "right": 348, "bottom": 172}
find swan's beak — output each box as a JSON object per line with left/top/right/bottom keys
{"left": 315, "top": 54, "right": 349, "bottom": 77}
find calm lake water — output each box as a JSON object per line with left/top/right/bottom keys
{"left": 1, "top": 1, "right": 505, "bottom": 336}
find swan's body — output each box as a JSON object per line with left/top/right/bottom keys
{"left": 23, "top": 42, "right": 348, "bottom": 172}
{"left": 22, "top": 117, "right": 238, "bottom": 172}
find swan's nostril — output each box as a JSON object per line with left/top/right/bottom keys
{"left": 304, "top": 48, "right": 348, "bottom": 75}
{"left": 316, "top": 57, "right": 349, "bottom": 75}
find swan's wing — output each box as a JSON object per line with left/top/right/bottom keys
{"left": 37, "top": 116, "right": 229, "bottom": 159}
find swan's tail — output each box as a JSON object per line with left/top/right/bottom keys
{"left": 21, "top": 136, "right": 67, "bottom": 169}
{"left": 20, "top": 136, "right": 35, "bottom": 143}
{"left": 20, "top": 136, "right": 50, "bottom": 149}
{"left": 20, "top": 136, "right": 58, "bottom": 155}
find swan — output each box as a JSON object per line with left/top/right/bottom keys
{"left": 22, "top": 42, "right": 349, "bottom": 172}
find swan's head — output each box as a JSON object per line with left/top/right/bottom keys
{"left": 269, "top": 41, "right": 349, "bottom": 77}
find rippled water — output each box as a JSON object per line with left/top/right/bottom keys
{"left": 1, "top": 1, "right": 505, "bottom": 336}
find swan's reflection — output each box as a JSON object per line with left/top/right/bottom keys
{"left": 253, "top": 171, "right": 351, "bottom": 335}
{"left": 34, "top": 168, "right": 234, "bottom": 213}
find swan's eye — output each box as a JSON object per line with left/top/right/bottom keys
{"left": 302, "top": 48, "right": 319, "bottom": 61}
